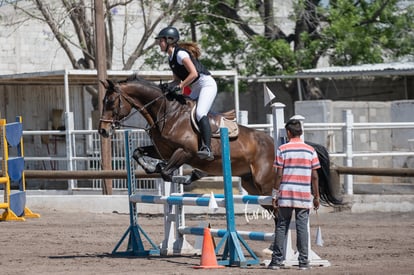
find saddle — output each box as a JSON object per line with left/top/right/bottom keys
{"left": 190, "top": 105, "right": 239, "bottom": 138}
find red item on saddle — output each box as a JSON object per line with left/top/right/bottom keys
{"left": 183, "top": 86, "right": 191, "bottom": 96}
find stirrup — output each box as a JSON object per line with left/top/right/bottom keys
{"left": 197, "top": 146, "right": 214, "bottom": 161}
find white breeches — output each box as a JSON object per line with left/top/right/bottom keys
{"left": 190, "top": 74, "right": 217, "bottom": 121}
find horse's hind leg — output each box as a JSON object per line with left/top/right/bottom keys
{"left": 132, "top": 145, "right": 165, "bottom": 174}
{"left": 240, "top": 174, "right": 261, "bottom": 195}
{"left": 244, "top": 157, "right": 275, "bottom": 196}
{"left": 160, "top": 148, "right": 208, "bottom": 185}
{"left": 188, "top": 169, "right": 208, "bottom": 183}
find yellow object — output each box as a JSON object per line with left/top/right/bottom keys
{"left": 0, "top": 117, "right": 40, "bottom": 221}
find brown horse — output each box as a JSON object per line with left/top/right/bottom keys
{"left": 98, "top": 75, "right": 340, "bottom": 204}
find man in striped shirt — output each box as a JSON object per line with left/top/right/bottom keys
{"left": 268, "top": 119, "right": 321, "bottom": 270}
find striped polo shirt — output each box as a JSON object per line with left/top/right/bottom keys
{"left": 273, "top": 137, "right": 321, "bottom": 209}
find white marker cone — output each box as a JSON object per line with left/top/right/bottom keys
{"left": 316, "top": 226, "right": 324, "bottom": 246}
{"left": 208, "top": 192, "right": 219, "bottom": 213}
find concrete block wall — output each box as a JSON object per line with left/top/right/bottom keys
{"left": 294, "top": 100, "right": 332, "bottom": 147}
{"left": 332, "top": 101, "right": 392, "bottom": 159}
{"left": 391, "top": 100, "right": 414, "bottom": 183}
{"left": 295, "top": 100, "right": 413, "bottom": 185}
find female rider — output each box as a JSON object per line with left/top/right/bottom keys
{"left": 156, "top": 26, "right": 217, "bottom": 161}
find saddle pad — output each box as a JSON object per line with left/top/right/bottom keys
{"left": 214, "top": 117, "right": 239, "bottom": 138}
{"left": 191, "top": 106, "right": 239, "bottom": 138}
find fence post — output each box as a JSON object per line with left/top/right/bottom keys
{"left": 238, "top": 110, "right": 249, "bottom": 126}
{"left": 343, "top": 110, "right": 354, "bottom": 195}
{"left": 65, "top": 112, "right": 76, "bottom": 192}
{"left": 270, "top": 102, "right": 287, "bottom": 153}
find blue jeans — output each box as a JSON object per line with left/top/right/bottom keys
{"left": 272, "top": 207, "right": 310, "bottom": 266}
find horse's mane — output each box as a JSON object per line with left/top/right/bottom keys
{"left": 119, "top": 74, "right": 189, "bottom": 105}
{"left": 119, "top": 74, "right": 161, "bottom": 90}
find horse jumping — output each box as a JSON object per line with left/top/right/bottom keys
{"left": 98, "top": 75, "right": 340, "bottom": 205}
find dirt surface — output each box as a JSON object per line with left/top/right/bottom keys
{"left": 1, "top": 209, "right": 413, "bottom": 275}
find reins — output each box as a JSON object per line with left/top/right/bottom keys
{"left": 115, "top": 85, "right": 173, "bottom": 160}
{"left": 102, "top": 83, "right": 177, "bottom": 133}
{"left": 118, "top": 88, "right": 169, "bottom": 130}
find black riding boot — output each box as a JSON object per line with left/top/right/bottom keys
{"left": 197, "top": 116, "right": 214, "bottom": 161}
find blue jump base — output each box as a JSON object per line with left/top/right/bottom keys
{"left": 215, "top": 127, "right": 259, "bottom": 267}
{"left": 114, "top": 129, "right": 260, "bottom": 266}
{"left": 111, "top": 131, "right": 160, "bottom": 256}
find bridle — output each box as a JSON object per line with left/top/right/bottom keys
{"left": 99, "top": 84, "right": 170, "bottom": 132}
{"left": 99, "top": 81, "right": 186, "bottom": 162}
{"left": 99, "top": 89, "right": 127, "bottom": 130}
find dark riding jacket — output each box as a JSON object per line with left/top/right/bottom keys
{"left": 169, "top": 47, "right": 210, "bottom": 83}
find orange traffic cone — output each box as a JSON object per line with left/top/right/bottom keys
{"left": 193, "top": 227, "right": 225, "bottom": 269}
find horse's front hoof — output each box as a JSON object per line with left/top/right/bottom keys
{"left": 154, "top": 162, "right": 166, "bottom": 173}
{"left": 172, "top": 175, "right": 192, "bottom": 185}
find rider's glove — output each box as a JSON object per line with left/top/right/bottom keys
{"left": 159, "top": 83, "right": 179, "bottom": 94}
{"left": 167, "top": 85, "right": 181, "bottom": 94}
{"left": 162, "top": 83, "right": 186, "bottom": 105}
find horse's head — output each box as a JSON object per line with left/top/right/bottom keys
{"left": 98, "top": 75, "right": 185, "bottom": 138}
{"left": 98, "top": 79, "right": 132, "bottom": 138}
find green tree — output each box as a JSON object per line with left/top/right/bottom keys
{"left": 175, "top": 0, "right": 414, "bottom": 75}
{"left": 5, "top": 1, "right": 412, "bottom": 78}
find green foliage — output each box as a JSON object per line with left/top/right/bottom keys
{"left": 180, "top": 0, "right": 414, "bottom": 76}
{"left": 245, "top": 36, "right": 296, "bottom": 75}
{"left": 322, "top": 0, "right": 412, "bottom": 65}
{"left": 5, "top": 0, "right": 412, "bottom": 78}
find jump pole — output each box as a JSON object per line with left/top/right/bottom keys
{"left": 214, "top": 127, "right": 260, "bottom": 267}
{"left": 128, "top": 128, "right": 260, "bottom": 265}
{"left": 115, "top": 120, "right": 328, "bottom": 266}
{"left": 130, "top": 193, "right": 275, "bottom": 241}
{"left": 112, "top": 130, "right": 159, "bottom": 256}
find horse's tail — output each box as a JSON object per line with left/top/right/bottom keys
{"left": 306, "top": 141, "right": 343, "bottom": 206}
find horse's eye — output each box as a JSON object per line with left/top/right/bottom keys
{"left": 103, "top": 97, "right": 115, "bottom": 107}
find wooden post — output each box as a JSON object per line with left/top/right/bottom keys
{"left": 94, "top": 0, "right": 112, "bottom": 194}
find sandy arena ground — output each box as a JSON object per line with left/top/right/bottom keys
{"left": 1, "top": 208, "right": 413, "bottom": 275}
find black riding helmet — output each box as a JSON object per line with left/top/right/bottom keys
{"left": 156, "top": 26, "right": 180, "bottom": 45}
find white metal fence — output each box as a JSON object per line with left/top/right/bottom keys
{"left": 22, "top": 128, "right": 163, "bottom": 192}
{"left": 19, "top": 109, "right": 414, "bottom": 192}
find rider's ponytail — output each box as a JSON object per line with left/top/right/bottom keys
{"left": 178, "top": 42, "right": 201, "bottom": 59}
